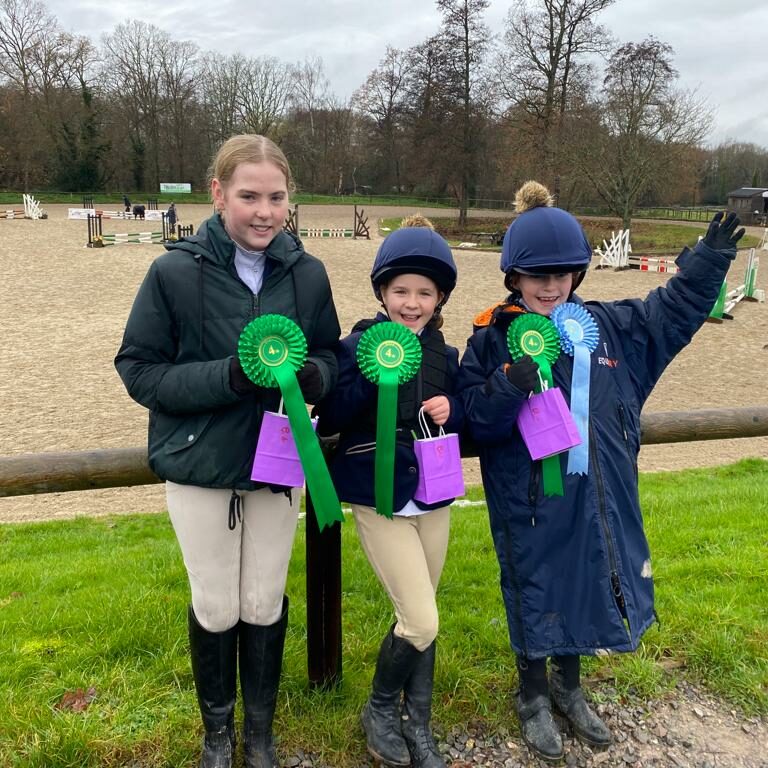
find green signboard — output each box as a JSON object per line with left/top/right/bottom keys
{"left": 160, "top": 183, "right": 192, "bottom": 193}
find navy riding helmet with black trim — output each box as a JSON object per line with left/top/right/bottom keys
{"left": 371, "top": 227, "right": 458, "bottom": 303}
{"left": 500, "top": 205, "right": 592, "bottom": 276}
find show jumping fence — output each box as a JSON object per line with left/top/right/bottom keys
{"left": 283, "top": 204, "right": 370, "bottom": 240}
{"left": 87, "top": 213, "right": 193, "bottom": 247}
{"left": 2, "top": 194, "right": 45, "bottom": 220}
{"left": 707, "top": 248, "right": 764, "bottom": 322}
{"left": 2, "top": 405, "right": 767, "bottom": 687}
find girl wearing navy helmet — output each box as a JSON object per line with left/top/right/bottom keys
{"left": 458, "top": 182, "right": 743, "bottom": 762}
{"left": 316, "top": 216, "right": 463, "bottom": 768}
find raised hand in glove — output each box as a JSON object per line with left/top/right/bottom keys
{"left": 503, "top": 355, "right": 540, "bottom": 394}
{"left": 296, "top": 360, "right": 325, "bottom": 404}
{"left": 703, "top": 212, "right": 745, "bottom": 258}
{"left": 229, "top": 356, "right": 260, "bottom": 395}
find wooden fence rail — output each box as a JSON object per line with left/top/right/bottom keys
{"left": 2, "top": 407, "right": 768, "bottom": 498}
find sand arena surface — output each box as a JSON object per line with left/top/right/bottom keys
{"left": 1, "top": 204, "right": 767, "bottom": 522}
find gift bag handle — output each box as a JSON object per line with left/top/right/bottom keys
{"left": 528, "top": 369, "right": 548, "bottom": 399}
{"left": 418, "top": 406, "right": 446, "bottom": 440}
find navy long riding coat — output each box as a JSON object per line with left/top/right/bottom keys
{"left": 458, "top": 241, "right": 733, "bottom": 658}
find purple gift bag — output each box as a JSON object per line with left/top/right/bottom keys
{"left": 516, "top": 386, "right": 581, "bottom": 461}
{"left": 413, "top": 408, "right": 465, "bottom": 504}
{"left": 251, "top": 400, "right": 317, "bottom": 487}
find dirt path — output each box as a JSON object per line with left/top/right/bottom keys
{"left": 1, "top": 205, "right": 766, "bottom": 523}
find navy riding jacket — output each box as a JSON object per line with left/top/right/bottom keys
{"left": 458, "top": 241, "right": 733, "bottom": 658}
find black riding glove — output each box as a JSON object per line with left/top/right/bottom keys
{"left": 703, "top": 212, "right": 745, "bottom": 259}
{"left": 504, "top": 355, "right": 540, "bottom": 394}
{"left": 296, "top": 361, "right": 325, "bottom": 404}
{"left": 229, "top": 356, "right": 260, "bottom": 396}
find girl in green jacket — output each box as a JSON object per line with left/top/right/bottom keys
{"left": 115, "top": 134, "right": 340, "bottom": 768}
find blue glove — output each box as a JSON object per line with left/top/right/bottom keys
{"left": 703, "top": 212, "right": 745, "bottom": 258}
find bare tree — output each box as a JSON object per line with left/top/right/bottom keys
{"left": 237, "top": 55, "right": 291, "bottom": 137}
{"left": 291, "top": 55, "right": 330, "bottom": 137}
{"left": 574, "top": 37, "right": 712, "bottom": 229}
{"left": 496, "top": 0, "right": 615, "bottom": 185}
{"left": 200, "top": 52, "right": 247, "bottom": 146}
{"left": 101, "top": 20, "right": 171, "bottom": 190}
{"left": 434, "top": 0, "right": 492, "bottom": 224}
{"left": 352, "top": 46, "right": 408, "bottom": 193}
{"left": 160, "top": 39, "right": 198, "bottom": 180}
{"left": 0, "top": 0, "right": 58, "bottom": 187}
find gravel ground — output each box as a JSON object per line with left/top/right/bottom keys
{"left": 275, "top": 679, "right": 768, "bottom": 768}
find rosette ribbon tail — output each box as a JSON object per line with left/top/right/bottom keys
{"left": 535, "top": 361, "right": 565, "bottom": 497}
{"left": 272, "top": 366, "right": 344, "bottom": 530}
{"left": 374, "top": 368, "right": 399, "bottom": 519}
{"left": 567, "top": 342, "right": 591, "bottom": 475}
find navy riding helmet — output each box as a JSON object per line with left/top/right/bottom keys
{"left": 500, "top": 205, "right": 592, "bottom": 275}
{"left": 371, "top": 227, "right": 458, "bottom": 302}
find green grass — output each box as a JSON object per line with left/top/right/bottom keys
{"left": 1, "top": 459, "right": 766, "bottom": 765}
{"left": 0, "top": 191, "right": 458, "bottom": 208}
{"left": 381, "top": 217, "right": 762, "bottom": 252}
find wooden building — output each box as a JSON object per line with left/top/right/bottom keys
{"left": 727, "top": 187, "right": 768, "bottom": 225}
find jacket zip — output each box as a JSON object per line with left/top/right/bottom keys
{"left": 617, "top": 403, "right": 638, "bottom": 480}
{"left": 528, "top": 461, "right": 540, "bottom": 526}
{"left": 589, "top": 423, "right": 630, "bottom": 636}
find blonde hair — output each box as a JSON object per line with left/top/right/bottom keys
{"left": 514, "top": 181, "right": 554, "bottom": 212}
{"left": 400, "top": 213, "right": 435, "bottom": 229}
{"left": 207, "top": 134, "right": 295, "bottom": 196}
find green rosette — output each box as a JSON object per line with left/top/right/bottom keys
{"left": 238, "top": 314, "right": 343, "bottom": 531}
{"left": 507, "top": 313, "right": 561, "bottom": 391}
{"left": 507, "top": 314, "right": 564, "bottom": 498}
{"left": 356, "top": 322, "right": 422, "bottom": 519}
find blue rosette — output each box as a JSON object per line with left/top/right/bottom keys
{"left": 550, "top": 303, "right": 600, "bottom": 475}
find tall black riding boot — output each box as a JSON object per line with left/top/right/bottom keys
{"left": 188, "top": 607, "right": 238, "bottom": 768}
{"left": 401, "top": 641, "right": 445, "bottom": 768}
{"left": 550, "top": 655, "right": 612, "bottom": 747}
{"left": 361, "top": 626, "right": 421, "bottom": 767}
{"left": 239, "top": 597, "right": 289, "bottom": 768}
{"left": 515, "top": 656, "right": 563, "bottom": 763}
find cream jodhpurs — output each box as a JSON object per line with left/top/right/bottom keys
{"left": 352, "top": 504, "right": 450, "bottom": 651}
{"left": 167, "top": 482, "right": 299, "bottom": 632}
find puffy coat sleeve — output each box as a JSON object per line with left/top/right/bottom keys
{"left": 315, "top": 333, "right": 377, "bottom": 436}
{"left": 597, "top": 240, "right": 733, "bottom": 404}
{"left": 457, "top": 327, "right": 530, "bottom": 444}
{"left": 441, "top": 345, "right": 465, "bottom": 435}
{"left": 114, "top": 261, "right": 242, "bottom": 415}
{"left": 303, "top": 265, "right": 341, "bottom": 400}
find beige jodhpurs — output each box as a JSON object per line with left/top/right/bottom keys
{"left": 352, "top": 504, "right": 450, "bottom": 651}
{"left": 166, "top": 482, "right": 299, "bottom": 632}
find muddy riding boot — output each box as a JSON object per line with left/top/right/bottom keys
{"left": 188, "top": 607, "right": 238, "bottom": 768}
{"left": 361, "top": 626, "right": 421, "bottom": 767}
{"left": 551, "top": 655, "right": 612, "bottom": 748}
{"left": 240, "top": 597, "right": 289, "bottom": 768}
{"left": 515, "top": 656, "right": 564, "bottom": 763}
{"left": 402, "top": 641, "right": 445, "bottom": 768}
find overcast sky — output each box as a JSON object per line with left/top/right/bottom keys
{"left": 45, "top": 0, "right": 768, "bottom": 149}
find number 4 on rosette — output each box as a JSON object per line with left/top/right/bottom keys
{"left": 356, "top": 322, "right": 422, "bottom": 519}
{"left": 238, "top": 314, "right": 343, "bottom": 531}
